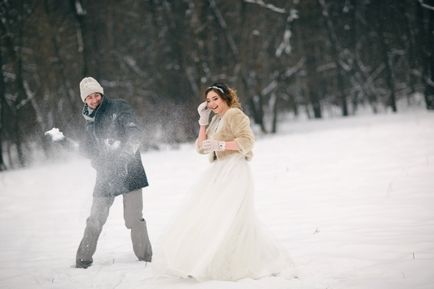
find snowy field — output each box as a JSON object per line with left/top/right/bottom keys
{"left": 1, "top": 110, "right": 434, "bottom": 289}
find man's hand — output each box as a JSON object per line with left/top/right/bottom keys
{"left": 103, "top": 139, "right": 121, "bottom": 151}
{"left": 118, "top": 149, "right": 134, "bottom": 164}
{"left": 114, "top": 147, "right": 136, "bottom": 179}
{"left": 202, "top": 139, "right": 226, "bottom": 154}
{"left": 197, "top": 101, "right": 211, "bottom": 126}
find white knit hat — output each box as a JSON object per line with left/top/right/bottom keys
{"left": 79, "top": 77, "right": 104, "bottom": 102}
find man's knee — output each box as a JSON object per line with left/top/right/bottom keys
{"left": 86, "top": 215, "right": 105, "bottom": 231}
{"left": 125, "top": 216, "right": 146, "bottom": 230}
{"left": 123, "top": 190, "right": 144, "bottom": 229}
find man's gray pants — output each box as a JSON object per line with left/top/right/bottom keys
{"left": 76, "top": 189, "right": 152, "bottom": 264}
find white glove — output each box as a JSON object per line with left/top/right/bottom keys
{"left": 202, "top": 139, "right": 226, "bottom": 154}
{"left": 104, "top": 138, "right": 121, "bottom": 151}
{"left": 197, "top": 101, "right": 211, "bottom": 126}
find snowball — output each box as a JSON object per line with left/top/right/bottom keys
{"left": 45, "top": 128, "right": 65, "bottom": 141}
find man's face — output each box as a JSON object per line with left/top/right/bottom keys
{"left": 85, "top": 93, "right": 102, "bottom": 109}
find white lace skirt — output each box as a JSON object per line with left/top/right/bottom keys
{"left": 152, "top": 154, "right": 294, "bottom": 281}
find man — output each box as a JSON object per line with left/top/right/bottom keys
{"left": 76, "top": 77, "right": 152, "bottom": 269}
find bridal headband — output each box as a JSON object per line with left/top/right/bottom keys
{"left": 207, "top": 85, "right": 225, "bottom": 95}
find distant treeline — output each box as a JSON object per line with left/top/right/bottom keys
{"left": 0, "top": 0, "right": 433, "bottom": 170}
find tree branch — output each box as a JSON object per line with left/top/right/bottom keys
{"left": 418, "top": 0, "right": 434, "bottom": 11}
{"left": 244, "top": 0, "right": 286, "bottom": 14}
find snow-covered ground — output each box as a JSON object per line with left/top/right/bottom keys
{"left": 1, "top": 110, "right": 433, "bottom": 289}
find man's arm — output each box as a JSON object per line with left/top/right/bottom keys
{"left": 116, "top": 101, "right": 143, "bottom": 157}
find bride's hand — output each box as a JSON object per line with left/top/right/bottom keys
{"left": 202, "top": 139, "right": 226, "bottom": 153}
{"left": 197, "top": 102, "right": 211, "bottom": 126}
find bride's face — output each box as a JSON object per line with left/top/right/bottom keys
{"left": 206, "top": 91, "right": 229, "bottom": 116}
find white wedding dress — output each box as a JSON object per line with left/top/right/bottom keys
{"left": 152, "top": 153, "right": 294, "bottom": 281}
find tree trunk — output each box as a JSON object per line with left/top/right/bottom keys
{"left": 424, "top": 0, "right": 434, "bottom": 109}
{"left": 305, "top": 52, "right": 322, "bottom": 119}
{"left": 250, "top": 88, "right": 267, "bottom": 133}
{"left": 44, "top": 0, "right": 78, "bottom": 126}
{"left": 13, "top": 0, "right": 26, "bottom": 167}
{"left": 401, "top": 0, "right": 417, "bottom": 96}
{"left": 376, "top": 1, "right": 397, "bottom": 112}
{"left": 318, "top": 0, "right": 348, "bottom": 116}
{"left": 0, "top": 40, "right": 6, "bottom": 171}
{"left": 271, "top": 93, "right": 278, "bottom": 133}
{"left": 70, "top": 0, "right": 89, "bottom": 77}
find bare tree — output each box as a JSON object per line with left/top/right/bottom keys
{"left": 318, "top": 0, "right": 348, "bottom": 116}
{"left": 421, "top": 0, "right": 434, "bottom": 109}
{"left": 0, "top": 40, "right": 6, "bottom": 171}
{"left": 0, "top": 0, "right": 431, "bottom": 169}
{"left": 374, "top": 0, "right": 397, "bottom": 112}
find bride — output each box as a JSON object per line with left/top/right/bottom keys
{"left": 152, "top": 82, "right": 294, "bottom": 281}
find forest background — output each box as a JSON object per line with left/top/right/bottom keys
{"left": 0, "top": 0, "right": 433, "bottom": 170}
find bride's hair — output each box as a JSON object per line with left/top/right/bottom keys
{"left": 205, "top": 82, "right": 241, "bottom": 109}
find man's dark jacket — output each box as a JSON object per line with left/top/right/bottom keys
{"left": 80, "top": 96, "right": 148, "bottom": 197}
